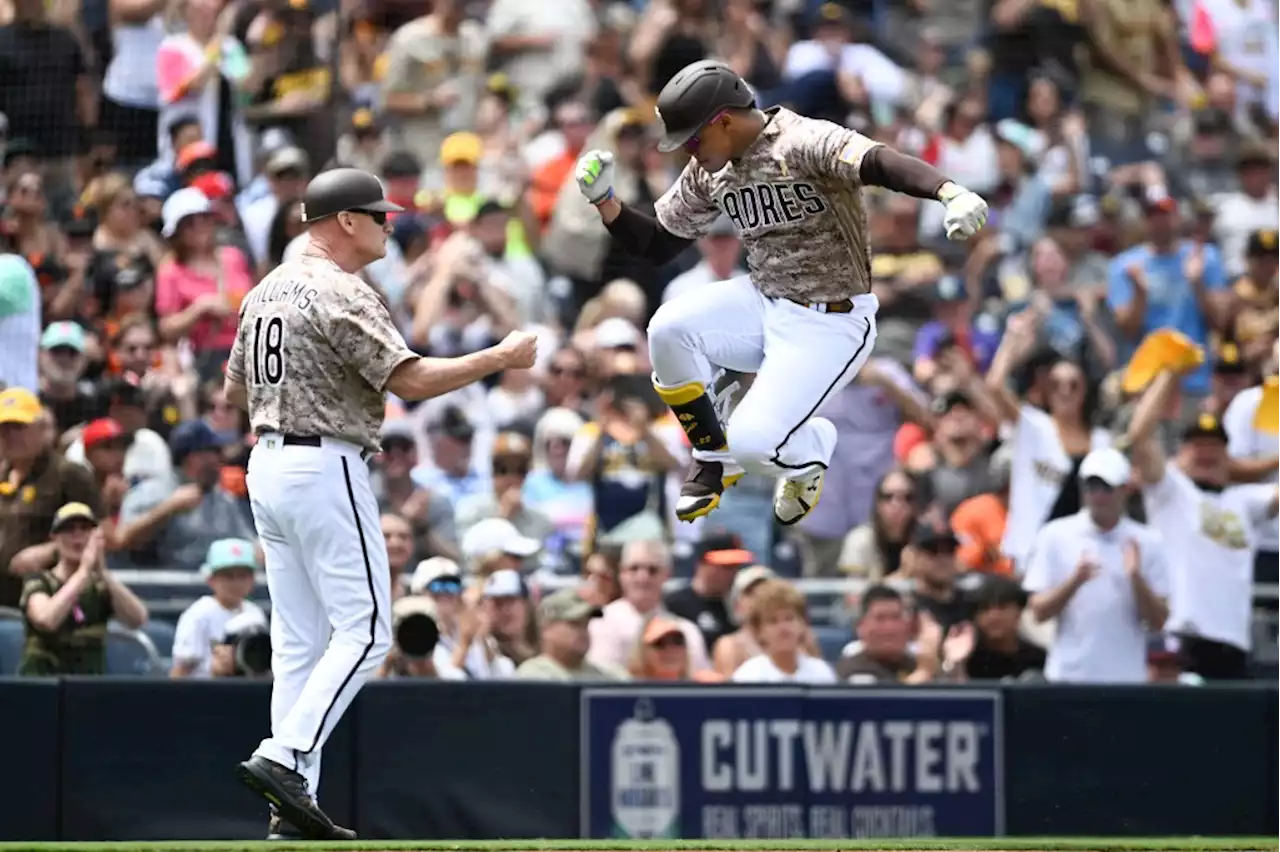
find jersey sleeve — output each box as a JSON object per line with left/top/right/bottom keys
{"left": 654, "top": 160, "right": 721, "bottom": 239}
{"left": 226, "top": 318, "right": 247, "bottom": 384}
{"left": 328, "top": 285, "right": 418, "bottom": 393}
{"left": 791, "top": 119, "right": 881, "bottom": 185}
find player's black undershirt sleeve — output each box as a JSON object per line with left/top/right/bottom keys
{"left": 603, "top": 202, "right": 696, "bottom": 265}
{"left": 859, "top": 146, "right": 952, "bottom": 200}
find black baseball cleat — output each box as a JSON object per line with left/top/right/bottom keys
{"left": 237, "top": 755, "right": 349, "bottom": 840}
{"left": 267, "top": 807, "right": 356, "bottom": 841}
{"left": 675, "top": 459, "right": 743, "bottom": 522}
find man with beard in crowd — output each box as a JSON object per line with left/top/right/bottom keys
{"left": 37, "top": 321, "right": 105, "bottom": 435}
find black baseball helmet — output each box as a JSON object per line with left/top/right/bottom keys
{"left": 300, "top": 167, "right": 403, "bottom": 224}
{"left": 654, "top": 60, "right": 756, "bottom": 153}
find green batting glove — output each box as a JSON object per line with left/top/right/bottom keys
{"left": 574, "top": 149, "right": 616, "bottom": 206}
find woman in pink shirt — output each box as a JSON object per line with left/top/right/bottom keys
{"left": 154, "top": 187, "right": 253, "bottom": 382}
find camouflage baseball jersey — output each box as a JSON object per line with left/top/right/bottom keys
{"left": 655, "top": 106, "right": 880, "bottom": 302}
{"left": 227, "top": 254, "right": 417, "bottom": 452}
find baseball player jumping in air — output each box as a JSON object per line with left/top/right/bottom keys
{"left": 224, "top": 168, "right": 537, "bottom": 840}
{"left": 575, "top": 60, "right": 988, "bottom": 526}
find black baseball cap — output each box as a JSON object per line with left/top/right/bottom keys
{"left": 912, "top": 523, "right": 959, "bottom": 552}
{"left": 654, "top": 60, "right": 755, "bottom": 153}
{"left": 698, "top": 530, "right": 754, "bottom": 567}
{"left": 931, "top": 389, "right": 974, "bottom": 416}
{"left": 1213, "top": 341, "right": 1247, "bottom": 375}
{"left": 300, "top": 167, "right": 403, "bottom": 224}
{"left": 1246, "top": 229, "right": 1278, "bottom": 258}
{"left": 1182, "top": 411, "right": 1229, "bottom": 443}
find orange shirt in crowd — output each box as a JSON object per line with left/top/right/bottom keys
{"left": 529, "top": 152, "right": 577, "bottom": 225}
{"left": 950, "top": 493, "right": 1012, "bottom": 575}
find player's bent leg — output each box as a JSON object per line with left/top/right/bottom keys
{"left": 647, "top": 277, "right": 766, "bottom": 522}
{"left": 726, "top": 301, "right": 878, "bottom": 524}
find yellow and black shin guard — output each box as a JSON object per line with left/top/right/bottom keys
{"left": 654, "top": 380, "right": 727, "bottom": 451}
{"left": 655, "top": 380, "right": 741, "bottom": 521}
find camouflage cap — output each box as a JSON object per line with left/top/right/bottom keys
{"left": 538, "top": 589, "right": 601, "bottom": 624}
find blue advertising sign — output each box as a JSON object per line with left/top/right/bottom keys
{"left": 580, "top": 688, "right": 1003, "bottom": 840}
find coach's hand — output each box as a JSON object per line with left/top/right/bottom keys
{"left": 496, "top": 330, "right": 538, "bottom": 369}
{"left": 574, "top": 149, "right": 616, "bottom": 206}
{"left": 938, "top": 182, "right": 988, "bottom": 241}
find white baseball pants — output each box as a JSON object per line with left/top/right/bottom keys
{"left": 648, "top": 275, "right": 878, "bottom": 479}
{"left": 246, "top": 434, "right": 392, "bottom": 796}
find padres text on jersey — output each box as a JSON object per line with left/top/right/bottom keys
{"left": 227, "top": 254, "right": 417, "bottom": 451}
{"left": 655, "top": 107, "right": 880, "bottom": 303}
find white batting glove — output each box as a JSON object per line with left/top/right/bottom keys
{"left": 574, "top": 149, "right": 616, "bottom": 206}
{"left": 939, "top": 183, "right": 988, "bottom": 241}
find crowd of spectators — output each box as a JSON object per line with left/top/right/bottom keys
{"left": 0, "top": 0, "right": 1277, "bottom": 687}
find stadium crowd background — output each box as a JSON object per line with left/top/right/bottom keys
{"left": 0, "top": 0, "right": 1276, "bottom": 686}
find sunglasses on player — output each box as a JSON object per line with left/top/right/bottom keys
{"left": 346, "top": 208, "right": 388, "bottom": 226}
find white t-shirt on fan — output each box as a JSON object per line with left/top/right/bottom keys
{"left": 172, "top": 596, "right": 267, "bottom": 678}
{"left": 1003, "top": 404, "right": 1113, "bottom": 570}
{"left": 732, "top": 653, "right": 837, "bottom": 685}
{"left": 1023, "top": 510, "right": 1170, "bottom": 684}
{"left": 1222, "top": 384, "right": 1279, "bottom": 553}
{"left": 1144, "top": 462, "right": 1274, "bottom": 651}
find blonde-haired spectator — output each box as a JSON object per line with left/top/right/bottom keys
{"left": 731, "top": 579, "right": 836, "bottom": 684}
{"left": 83, "top": 172, "right": 165, "bottom": 270}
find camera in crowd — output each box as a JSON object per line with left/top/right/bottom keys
{"left": 393, "top": 596, "right": 441, "bottom": 659}
{"left": 218, "top": 611, "right": 272, "bottom": 678}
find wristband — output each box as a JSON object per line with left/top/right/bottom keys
{"left": 937, "top": 181, "right": 964, "bottom": 203}
{"left": 591, "top": 187, "right": 615, "bottom": 207}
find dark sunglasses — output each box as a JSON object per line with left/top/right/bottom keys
{"left": 47, "top": 346, "right": 81, "bottom": 357}
{"left": 494, "top": 463, "right": 529, "bottom": 477}
{"left": 427, "top": 578, "right": 462, "bottom": 595}
{"left": 652, "top": 634, "right": 686, "bottom": 650}
{"left": 919, "top": 541, "right": 958, "bottom": 556}
{"left": 878, "top": 489, "right": 914, "bottom": 503}
{"left": 347, "top": 208, "right": 388, "bottom": 226}
{"left": 624, "top": 563, "right": 664, "bottom": 576}
{"left": 383, "top": 437, "right": 415, "bottom": 453}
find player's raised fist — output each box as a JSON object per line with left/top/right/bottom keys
{"left": 574, "top": 149, "right": 616, "bottom": 206}
{"left": 496, "top": 330, "right": 538, "bottom": 369}
{"left": 939, "top": 183, "right": 988, "bottom": 241}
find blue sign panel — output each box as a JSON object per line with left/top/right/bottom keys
{"left": 581, "top": 688, "right": 1003, "bottom": 840}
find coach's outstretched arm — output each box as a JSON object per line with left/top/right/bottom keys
{"left": 385, "top": 330, "right": 538, "bottom": 402}
{"left": 575, "top": 151, "right": 695, "bottom": 264}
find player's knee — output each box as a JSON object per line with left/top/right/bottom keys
{"left": 646, "top": 300, "right": 693, "bottom": 352}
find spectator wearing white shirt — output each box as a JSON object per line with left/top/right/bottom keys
{"left": 1224, "top": 370, "right": 1280, "bottom": 588}
{"left": 780, "top": 4, "right": 909, "bottom": 117}
{"left": 1024, "top": 448, "right": 1170, "bottom": 684}
{"left": 1128, "top": 370, "right": 1279, "bottom": 680}
{"left": 1212, "top": 142, "right": 1279, "bottom": 277}
{"left": 409, "top": 557, "right": 515, "bottom": 680}
{"left": 241, "top": 147, "right": 310, "bottom": 272}
{"left": 732, "top": 579, "right": 836, "bottom": 684}
{"left": 661, "top": 216, "right": 744, "bottom": 304}
{"left": 170, "top": 538, "right": 266, "bottom": 678}
{"left": 588, "top": 538, "right": 710, "bottom": 672}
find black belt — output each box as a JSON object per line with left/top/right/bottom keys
{"left": 788, "top": 297, "right": 854, "bottom": 314}
{"left": 281, "top": 435, "right": 322, "bottom": 447}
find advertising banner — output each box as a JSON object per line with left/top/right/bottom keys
{"left": 581, "top": 688, "right": 1003, "bottom": 840}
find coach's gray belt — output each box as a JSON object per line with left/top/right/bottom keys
{"left": 280, "top": 434, "right": 374, "bottom": 462}
{"left": 787, "top": 297, "right": 854, "bottom": 314}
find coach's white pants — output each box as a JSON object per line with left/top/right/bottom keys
{"left": 246, "top": 434, "right": 392, "bottom": 797}
{"left": 648, "top": 275, "right": 877, "bottom": 479}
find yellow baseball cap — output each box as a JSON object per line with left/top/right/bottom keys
{"left": 0, "top": 387, "right": 41, "bottom": 425}
{"left": 440, "top": 132, "right": 482, "bottom": 166}
{"left": 51, "top": 502, "right": 98, "bottom": 534}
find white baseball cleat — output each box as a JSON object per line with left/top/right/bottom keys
{"left": 773, "top": 468, "right": 825, "bottom": 526}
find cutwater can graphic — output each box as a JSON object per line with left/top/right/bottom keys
{"left": 610, "top": 698, "right": 680, "bottom": 838}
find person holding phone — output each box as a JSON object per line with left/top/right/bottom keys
{"left": 567, "top": 372, "right": 682, "bottom": 550}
